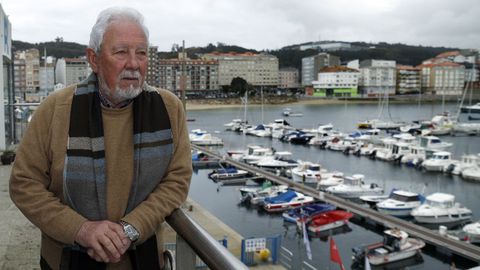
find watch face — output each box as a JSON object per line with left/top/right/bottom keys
{"left": 124, "top": 224, "right": 139, "bottom": 241}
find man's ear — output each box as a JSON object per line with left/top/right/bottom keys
{"left": 86, "top": 48, "right": 99, "bottom": 73}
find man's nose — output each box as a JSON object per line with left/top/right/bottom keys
{"left": 126, "top": 51, "right": 140, "bottom": 69}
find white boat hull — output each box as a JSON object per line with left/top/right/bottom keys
{"left": 368, "top": 249, "right": 419, "bottom": 266}
{"left": 377, "top": 207, "right": 416, "bottom": 218}
{"left": 413, "top": 215, "right": 472, "bottom": 225}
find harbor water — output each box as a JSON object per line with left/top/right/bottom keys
{"left": 186, "top": 101, "right": 480, "bottom": 269}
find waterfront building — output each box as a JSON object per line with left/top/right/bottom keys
{"left": 147, "top": 46, "right": 160, "bottom": 87}
{"left": 202, "top": 52, "right": 278, "bottom": 87}
{"left": 396, "top": 65, "right": 421, "bottom": 94}
{"left": 311, "top": 66, "right": 359, "bottom": 97}
{"left": 158, "top": 54, "right": 219, "bottom": 97}
{"left": 0, "top": 3, "right": 13, "bottom": 149}
{"left": 358, "top": 59, "right": 396, "bottom": 96}
{"left": 417, "top": 62, "right": 465, "bottom": 96}
{"left": 301, "top": 53, "right": 340, "bottom": 86}
{"left": 278, "top": 67, "right": 299, "bottom": 89}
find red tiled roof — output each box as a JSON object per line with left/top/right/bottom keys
{"left": 416, "top": 62, "right": 462, "bottom": 68}
{"left": 436, "top": 51, "right": 460, "bottom": 58}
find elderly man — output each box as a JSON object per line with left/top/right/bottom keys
{"left": 9, "top": 7, "right": 192, "bottom": 270}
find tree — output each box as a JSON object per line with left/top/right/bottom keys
{"left": 230, "top": 77, "right": 248, "bottom": 96}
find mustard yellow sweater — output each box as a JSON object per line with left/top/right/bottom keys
{"left": 9, "top": 85, "right": 192, "bottom": 269}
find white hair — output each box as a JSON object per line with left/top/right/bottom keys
{"left": 89, "top": 7, "right": 149, "bottom": 53}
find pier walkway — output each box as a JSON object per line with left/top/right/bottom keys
{"left": 192, "top": 144, "right": 480, "bottom": 263}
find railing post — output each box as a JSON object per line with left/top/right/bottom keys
{"left": 175, "top": 234, "right": 197, "bottom": 270}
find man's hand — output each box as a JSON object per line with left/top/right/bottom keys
{"left": 75, "top": 220, "right": 131, "bottom": 263}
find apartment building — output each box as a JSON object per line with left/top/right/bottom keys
{"left": 358, "top": 59, "right": 396, "bottom": 96}
{"left": 14, "top": 58, "right": 27, "bottom": 93}
{"left": 396, "top": 65, "right": 421, "bottom": 94}
{"left": 14, "top": 49, "right": 40, "bottom": 93}
{"left": 301, "top": 53, "right": 340, "bottom": 86}
{"left": 278, "top": 67, "right": 299, "bottom": 89}
{"left": 417, "top": 62, "right": 465, "bottom": 95}
{"left": 147, "top": 46, "right": 160, "bottom": 87}
{"left": 202, "top": 52, "right": 278, "bottom": 87}
{"left": 311, "top": 66, "right": 359, "bottom": 97}
{"left": 158, "top": 54, "right": 219, "bottom": 96}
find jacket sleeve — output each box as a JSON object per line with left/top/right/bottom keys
{"left": 9, "top": 92, "right": 87, "bottom": 245}
{"left": 122, "top": 93, "right": 192, "bottom": 243}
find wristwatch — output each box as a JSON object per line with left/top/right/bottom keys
{"left": 119, "top": 221, "right": 139, "bottom": 242}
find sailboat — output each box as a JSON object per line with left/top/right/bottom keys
{"left": 452, "top": 63, "right": 480, "bottom": 135}
{"left": 357, "top": 88, "right": 405, "bottom": 130}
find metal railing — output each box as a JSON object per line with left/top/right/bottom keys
{"left": 165, "top": 208, "right": 249, "bottom": 270}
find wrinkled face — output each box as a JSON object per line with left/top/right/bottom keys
{"left": 87, "top": 20, "right": 148, "bottom": 104}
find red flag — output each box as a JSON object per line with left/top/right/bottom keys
{"left": 330, "top": 237, "right": 345, "bottom": 270}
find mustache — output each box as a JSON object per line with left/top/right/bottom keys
{"left": 119, "top": 70, "right": 141, "bottom": 80}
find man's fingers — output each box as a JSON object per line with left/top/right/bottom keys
{"left": 91, "top": 242, "right": 110, "bottom": 263}
{"left": 105, "top": 230, "right": 128, "bottom": 255}
{"left": 100, "top": 233, "right": 123, "bottom": 260}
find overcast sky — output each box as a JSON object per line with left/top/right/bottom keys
{"left": 2, "top": 0, "right": 479, "bottom": 52}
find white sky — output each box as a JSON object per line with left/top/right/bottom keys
{"left": 2, "top": 0, "right": 479, "bottom": 51}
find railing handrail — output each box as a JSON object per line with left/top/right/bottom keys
{"left": 166, "top": 208, "right": 249, "bottom": 270}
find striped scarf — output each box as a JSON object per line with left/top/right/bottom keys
{"left": 63, "top": 73, "right": 173, "bottom": 221}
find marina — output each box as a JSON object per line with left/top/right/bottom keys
{"left": 187, "top": 102, "right": 480, "bottom": 269}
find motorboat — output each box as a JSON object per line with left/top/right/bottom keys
{"left": 224, "top": 119, "right": 247, "bottom": 131}
{"left": 461, "top": 102, "right": 480, "bottom": 114}
{"left": 376, "top": 190, "right": 425, "bottom": 218}
{"left": 428, "top": 115, "right": 454, "bottom": 136}
{"left": 417, "top": 136, "right": 452, "bottom": 150}
{"left": 326, "top": 174, "right": 383, "bottom": 199}
{"left": 291, "top": 161, "right": 325, "bottom": 184}
{"left": 375, "top": 138, "right": 397, "bottom": 161}
{"left": 244, "top": 124, "right": 272, "bottom": 137}
{"left": 411, "top": 193, "right": 472, "bottom": 226}
{"left": 462, "top": 166, "right": 480, "bottom": 182}
{"left": 359, "top": 194, "right": 390, "bottom": 207}
{"left": 189, "top": 129, "right": 224, "bottom": 146}
{"left": 299, "top": 210, "right": 354, "bottom": 233}
{"left": 240, "top": 146, "right": 275, "bottom": 164}
{"left": 239, "top": 181, "right": 272, "bottom": 198}
{"left": 246, "top": 184, "right": 289, "bottom": 206}
{"left": 358, "top": 119, "right": 406, "bottom": 130}
{"left": 446, "top": 154, "right": 480, "bottom": 175}
{"left": 263, "top": 190, "right": 315, "bottom": 213}
{"left": 463, "top": 221, "right": 480, "bottom": 244}
{"left": 255, "top": 151, "right": 299, "bottom": 171}
{"left": 400, "top": 145, "right": 437, "bottom": 166}
{"left": 421, "top": 151, "right": 456, "bottom": 172}
{"left": 208, "top": 167, "right": 250, "bottom": 181}
{"left": 317, "top": 172, "right": 344, "bottom": 190}
{"left": 352, "top": 229, "right": 425, "bottom": 266}
{"left": 282, "top": 203, "right": 336, "bottom": 223}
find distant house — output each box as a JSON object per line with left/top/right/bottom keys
{"left": 358, "top": 59, "right": 396, "bottom": 97}
{"left": 396, "top": 65, "right": 421, "bottom": 94}
{"left": 311, "top": 66, "right": 359, "bottom": 97}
